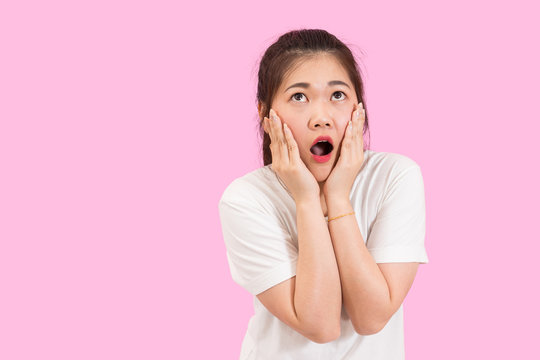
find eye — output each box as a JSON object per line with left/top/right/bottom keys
{"left": 291, "top": 93, "right": 307, "bottom": 102}
{"left": 331, "top": 91, "right": 347, "bottom": 101}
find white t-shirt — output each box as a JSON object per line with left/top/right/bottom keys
{"left": 218, "top": 150, "right": 429, "bottom": 360}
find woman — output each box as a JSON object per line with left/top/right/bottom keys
{"left": 219, "top": 29, "right": 429, "bottom": 359}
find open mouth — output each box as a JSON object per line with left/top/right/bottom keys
{"left": 309, "top": 136, "right": 334, "bottom": 163}
{"left": 310, "top": 141, "right": 334, "bottom": 156}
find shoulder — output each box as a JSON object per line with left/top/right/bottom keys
{"left": 361, "top": 150, "right": 422, "bottom": 183}
{"left": 353, "top": 150, "right": 423, "bottom": 204}
{"left": 364, "top": 149, "right": 420, "bottom": 173}
{"left": 219, "top": 165, "right": 282, "bottom": 209}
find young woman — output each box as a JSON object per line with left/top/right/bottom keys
{"left": 219, "top": 29, "right": 429, "bottom": 359}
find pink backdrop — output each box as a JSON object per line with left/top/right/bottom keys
{"left": 1, "top": 0, "right": 539, "bottom": 358}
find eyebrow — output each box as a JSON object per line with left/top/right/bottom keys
{"left": 285, "top": 80, "right": 351, "bottom": 92}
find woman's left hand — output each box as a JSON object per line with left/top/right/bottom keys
{"left": 323, "top": 102, "right": 365, "bottom": 202}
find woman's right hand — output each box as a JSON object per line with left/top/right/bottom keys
{"left": 264, "top": 109, "right": 320, "bottom": 204}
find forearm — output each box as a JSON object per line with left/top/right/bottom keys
{"left": 294, "top": 198, "right": 342, "bottom": 334}
{"left": 326, "top": 197, "right": 391, "bottom": 334}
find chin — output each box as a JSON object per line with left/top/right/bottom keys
{"left": 313, "top": 169, "right": 330, "bottom": 183}
{"left": 307, "top": 162, "right": 333, "bottom": 183}
{"left": 302, "top": 152, "right": 338, "bottom": 183}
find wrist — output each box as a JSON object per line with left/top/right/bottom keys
{"left": 325, "top": 193, "right": 351, "bottom": 206}
{"left": 295, "top": 196, "right": 321, "bottom": 208}
{"left": 326, "top": 197, "right": 353, "bottom": 215}
{"left": 323, "top": 183, "right": 350, "bottom": 201}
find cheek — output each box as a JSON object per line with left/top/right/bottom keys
{"left": 280, "top": 121, "right": 306, "bottom": 147}
{"left": 278, "top": 114, "right": 306, "bottom": 141}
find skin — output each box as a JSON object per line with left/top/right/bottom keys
{"left": 257, "top": 53, "right": 420, "bottom": 341}
{"left": 261, "top": 54, "right": 364, "bottom": 215}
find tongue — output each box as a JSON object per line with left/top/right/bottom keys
{"left": 310, "top": 142, "right": 332, "bottom": 156}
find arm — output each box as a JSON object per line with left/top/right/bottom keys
{"left": 256, "top": 110, "right": 342, "bottom": 343}
{"left": 321, "top": 103, "right": 424, "bottom": 335}
{"left": 326, "top": 197, "right": 419, "bottom": 335}
{"left": 257, "top": 197, "right": 342, "bottom": 343}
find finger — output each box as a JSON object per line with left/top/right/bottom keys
{"left": 356, "top": 105, "right": 364, "bottom": 150}
{"left": 264, "top": 117, "right": 274, "bottom": 143}
{"left": 359, "top": 102, "right": 365, "bottom": 151}
{"left": 266, "top": 117, "right": 280, "bottom": 164}
{"left": 359, "top": 102, "right": 365, "bottom": 128}
{"left": 353, "top": 103, "right": 361, "bottom": 138}
{"left": 270, "top": 109, "right": 289, "bottom": 163}
{"left": 266, "top": 116, "right": 282, "bottom": 164}
{"left": 340, "top": 120, "right": 353, "bottom": 163}
{"left": 350, "top": 104, "right": 363, "bottom": 157}
{"left": 352, "top": 110, "right": 360, "bottom": 155}
{"left": 360, "top": 104, "right": 366, "bottom": 151}
{"left": 349, "top": 104, "right": 358, "bottom": 138}
{"left": 265, "top": 117, "right": 277, "bottom": 153}
{"left": 283, "top": 123, "right": 300, "bottom": 165}
{"left": 350, "top": 103, "right": 362, "bottom": 156}
{"left": 263, "top": 116, "right": 269, "bottom": 135}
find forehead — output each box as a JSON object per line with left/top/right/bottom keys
{"left": 281, "top": 54, "right": 351, "bottom": 89}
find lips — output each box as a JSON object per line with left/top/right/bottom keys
{"left": 311, "top": 135, "right": 334, "bottom": 148}
{"left": 310, "top": 136, "right": 334, "bottom": 163}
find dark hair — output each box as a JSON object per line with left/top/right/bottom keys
{"left": 256, "top": 29, "right": 371, "bottom": 166}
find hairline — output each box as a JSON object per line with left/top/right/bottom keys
{"left": 276, "top": 51, "right": 355, "bottom": 98}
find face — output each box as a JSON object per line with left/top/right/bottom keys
{"left": 269, "top": 54, "right": 358, "bottom": 183}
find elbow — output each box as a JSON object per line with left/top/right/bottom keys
{"left": 309, "top": 327, "right": 341, "bottom": 344}
{"left": 303, "top": 320, "right": 341, "bottom": 344}
{"left": 300, "top": 312, "right": 341, "bottom": 343}
{"left": 352, "top": 319, "right": 387, "bottom": 336}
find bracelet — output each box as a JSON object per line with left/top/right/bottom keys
{"left": 327, "top": 212, "right": 355, "bottom": 222}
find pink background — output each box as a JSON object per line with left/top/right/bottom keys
{"left": 1, "top": 0, "right": 539, "bottom": 358}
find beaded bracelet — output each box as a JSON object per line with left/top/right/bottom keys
{"left": 327, "top": 212, "right": 355, "bottom": 222}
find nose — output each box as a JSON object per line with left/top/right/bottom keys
{"left": 308, "top": 103, "right": 334, "bottom": 129}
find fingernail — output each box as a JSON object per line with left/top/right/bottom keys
{"left": 269, "top": 109, "right": 276, "bottom": 121}
{"left": 359, "top": 102, "right": 363, "bottom": 109}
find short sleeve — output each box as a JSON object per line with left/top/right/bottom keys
{"left": 218, "top": 186, "right": 298, "bottom": 296}
{"left": 366, "top": 165, "right": 429, "bottom": 264}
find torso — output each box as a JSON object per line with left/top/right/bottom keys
{"left": 219, "top": 149, "right": 427, "bottom": 359}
